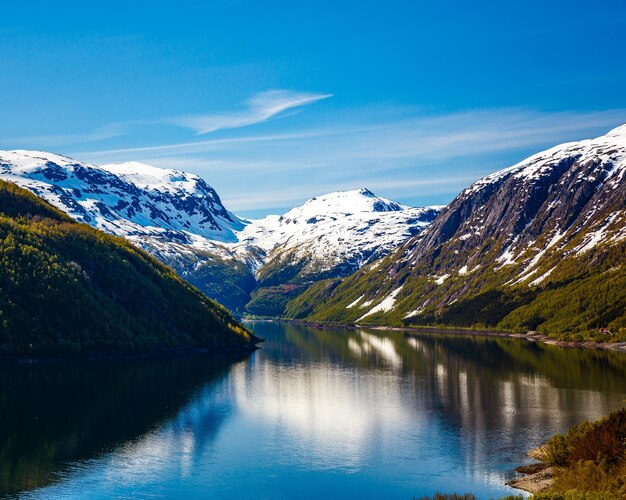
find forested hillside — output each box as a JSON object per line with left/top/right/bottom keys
{"left": 0, "top": 181, "right": 257, "bottom": 357}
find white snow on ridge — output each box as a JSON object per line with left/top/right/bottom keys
{"left": 283, "top": 188, "right": 405, "bottom": 218}
{"left": 464, "top": 123, "right": 626, "bottom": 196}
{"left": 346, "top": 295, "right": 365, "bottom": 309}
{"left": 529, "top": 266, "right": 556, "bottom": 287}
{"left": 434, "top": 274, "right": 450, "bottom": 285}
{"left": 575, "top": 211, "right": 623, "bottom": 254}
{"left": 404, "top": 306, "right": 425, "bottom": 319}
{"left": 0, "top": 151, "right": 246, "bottom": 244}
{"left": 232, "top": 189, "right": 440, "bottom": 274}
{"left": 100, "top": 161, "right": 204, "bottom": 194}
{"left": 495, "top": 245, "right": 517, "bottom": 267}
{"left": 0, "top": 150, "right": 440, "bottom": 280}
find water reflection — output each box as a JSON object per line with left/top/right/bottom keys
{"left": 0, "top": 353, "right": 247, "bottom": 497}
{"left": 3, "top": 322, "right": 626, "bottom": 499}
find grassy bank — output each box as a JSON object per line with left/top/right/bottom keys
{"left": 509, "top": 408, "right": 626, "bottom": 498}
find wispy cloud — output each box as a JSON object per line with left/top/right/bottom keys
{"left": 69, "top": 106, "right": 626, "bottom": 214}
{"left": 76, "top": 108, "right": 626, "bottom": 163}
{"left": 3, "top": 89, "right": 331, "bottom": 149}
{"left": 71, "top": 129, "right": 336, "bottom": 159}
{"left": 221, "top": 175, "right": 481, "bottom": 212}
{"left": 168, "top": 89, "right": 333, "bottom": 135}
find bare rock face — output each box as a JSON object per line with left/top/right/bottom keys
{"left": 401, "top": 128, "right": 626, "bottom": 276}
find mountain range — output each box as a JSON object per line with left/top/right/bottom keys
{"left": 286, "top": 124, "right": 626, "bottom": 339}
{"left": 2, "top": 124, "right": 625, "bottom": 340}
{"left": 0, "top": 151, "right": 440, "bottom": 314}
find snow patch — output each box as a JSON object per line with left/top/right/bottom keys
{"left": 575, "top": 212, "right": 622, "bottom": 254}
{"left": 529, "top": 267, "right": 556, "bottom": 287}
{"left": 434, "top": 274, "right": 450, "bottom": 285}
{"left": 346, "top": 295, "right": 364, "bottom": 309}
{"left": 357, "top": 286, "right": 404, "bottom": 321}
{"left": 496, "top": 245, "right": 517, "bottom": 267}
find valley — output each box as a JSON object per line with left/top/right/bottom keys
{"left": 0, "top": 151, "right": 440, "bottom": 314}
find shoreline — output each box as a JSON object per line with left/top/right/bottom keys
{"left": 0, "top": 341, "right": 262, "bottom": 365}
{"left": 245, "top": 317, "right": 626, "bottom": 352}
{"left": 371, "top": 326, "right": 626, "bottom": 352}
{"left": 505, "top": 446, "right": 554, "bottom": 494}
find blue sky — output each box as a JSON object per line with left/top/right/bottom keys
{"left": 1, "top": 1, "right": 625, "bottom": 217}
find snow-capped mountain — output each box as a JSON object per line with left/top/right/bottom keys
{"left": 238, "top": 189, "right": 440, "bottom": 285}
{"left": 288, "top": 124, "right": 626, "bottom": 336}
{"left": 0, "top": 151, "right": 245, "bottom": 242}
{"left": 0, "top": 150, "right": 440, "bottom": 312}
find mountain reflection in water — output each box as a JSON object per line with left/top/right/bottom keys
{"left": 3, "top": 322, "right": 626, "bottom": 499}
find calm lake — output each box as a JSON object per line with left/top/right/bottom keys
{"left": 3, "top": 321, "right": 626, "bottom": 499}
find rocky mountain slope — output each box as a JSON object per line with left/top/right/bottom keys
{"left": 0, "top": 180, "right": 257, "bottom": 357}
{"left": 286, "top": 124, "right": 626, "bottom": 339}
{"left": 0, "top": 151, "right": 440, "bottom": 313}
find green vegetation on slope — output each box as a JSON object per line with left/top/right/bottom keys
{"left": 168, "top": 252, "right": 257, "bottom": 314}
{"left": 0, "top": 180, "right": 257, "bottom": 357}
{"left": 283, "top": 236, "right": 626, "bottom": 341}
{"left": 245, "top": 284, "right": 307, "bottom": 317}
{"left": 535, "top": 408, "right": 626, "bottom": 497}
{"left": 245, "top": 245, "right": 355, "bottom": 317}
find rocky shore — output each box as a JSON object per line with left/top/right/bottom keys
{"left": 506, "top": 446, "right": 554, "bottom": 494}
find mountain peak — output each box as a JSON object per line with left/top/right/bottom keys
{"left": 465, "top": 123, "right": 626, "bottom": 196}
{"left": 294, "top": 188, "right": 405, "bottom": 217}
{"left": 2, "top": 149, "right": 85, "bottom": 170}
{"left": 101, "top": 161, "right": 166, "bottom": 175}
{"left": 0, "top": 150, "right": 241, "bottom": 240}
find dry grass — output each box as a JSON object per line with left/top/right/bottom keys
{"left": 541, "top": 407, "right": 626, "bottom": 496}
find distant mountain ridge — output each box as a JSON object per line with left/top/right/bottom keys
{"left": 238, "top": 189, "right": 440, "bottom": 315}
{"left": 238, "top": 188, "right": 440, "bottom": 282}
{"left": 285, "top": 124, "right": 626, "bottom": 338}
{"left": 0, "top": 151, "right": 440, "bottom": 313}
{"left": 0, "top": 151, "right": 244, "bottom": 241}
